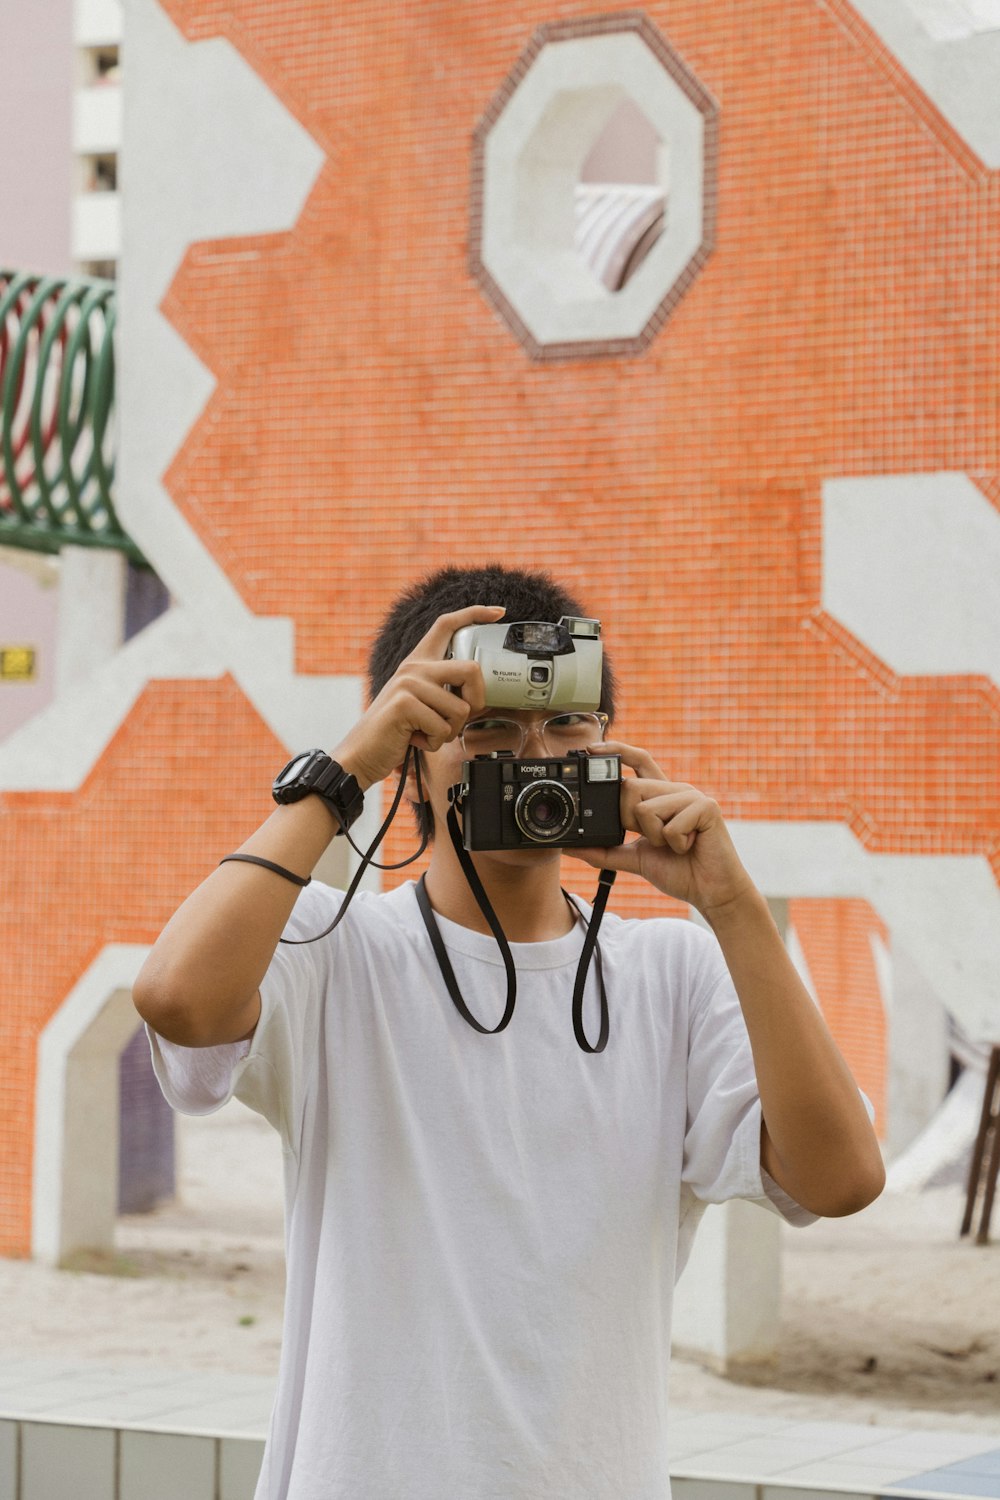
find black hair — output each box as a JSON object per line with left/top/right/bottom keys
{"left": 367, "top": 563, "right": 617, "bottom": 839}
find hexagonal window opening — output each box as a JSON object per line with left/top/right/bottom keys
{"left": 471, "top": 16, "right": 717, "bottom": 360}
{"left": 576, "top": 97, "right": 666, "bottom": 293}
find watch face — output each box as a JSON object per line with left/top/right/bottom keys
{"left": 275, "top": 752, "right": 315, "bottom": 789}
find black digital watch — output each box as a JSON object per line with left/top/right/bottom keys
{"left": 272, "top": 750, "right": 365, "bottom": 834}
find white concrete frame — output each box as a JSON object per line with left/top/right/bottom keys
{"left": 816, "top": 470, "right": 1000, "bottom": 1043}
{"left": 33, "top": 944, "right": 150, "bottom": 1264}
{"left": 823, "top": 473, "right": 1000, "bottom": 687}
{"left": 729, "top": 822, "right": 999, "bottom": 1043}
{"left": 847, "top": 0, "right": 1000, "bottom": 168}
{"left": 0, "top": 0, "right": 383, "bottom": 855}
{"left": 480, "top": 31, "right": 706, "bottom": 347}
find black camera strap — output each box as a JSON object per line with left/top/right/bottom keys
{"left": 412, "top": 798, "right": 616, "bottom": 1052}
{"left": 414, "top": 869, "right": 516, "bottom": 1035}
{"left": 279, "top": 748, "right": 618, "bottom": 1052}
{"left": 565, "top": 870, "right": 615, "bottom": 1054}
{"left": 279, "top": 746, "right": 429, "bottom": 946}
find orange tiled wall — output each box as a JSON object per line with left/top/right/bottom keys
{"left": 1, "top": 0, "right": 996, "bottom": 1253}
{"left": 0, "top": 680, "right": 285, "bottom": 1254}
{"left": 789, "top": 899, "right": 889, "bottom": 1136}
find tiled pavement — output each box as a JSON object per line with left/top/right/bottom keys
{"left": 0, "top": 1357, "right": 998, "bottom": 1499}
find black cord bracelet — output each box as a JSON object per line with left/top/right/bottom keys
{"left": 219, "top": 853, "right": 311, "bottom": 887}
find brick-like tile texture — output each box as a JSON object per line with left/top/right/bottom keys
{"left": 0, "top": 1, "right": 996, "bottom": 1251}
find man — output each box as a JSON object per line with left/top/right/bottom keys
{"left": 134, "top": 563, "right": 884, "bottom": 1500}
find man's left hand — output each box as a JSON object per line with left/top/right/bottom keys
{"left": 569, "top": 741, "right": 756, "bottom": 918}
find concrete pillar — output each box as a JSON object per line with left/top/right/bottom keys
{"left": 671, "top": 897, "right": 791, "bottom": 1371}
{"left": 672, "top": 1200, "right": 782, "bottom": 1372}
{"left": 55, "top": 545, "right": 127, "bottom": 697}
{"left": 887, "top": 940, "right": 950, "bottom": 1158}
{"left": 58, "top": 989, "right": 142, "bottom": 1263}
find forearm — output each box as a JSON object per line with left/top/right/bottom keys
{"left": 133, "top": 797, "right": 340, "bottom": 1046}
{"left": 706, "top": 887, "right": 885, "bottom": 1216}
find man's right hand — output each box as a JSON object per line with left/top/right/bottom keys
{"left": 332, "top": 605, "right": 506, "bottom": 790}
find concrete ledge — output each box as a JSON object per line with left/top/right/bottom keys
{"left": 1, "top": 1359, "right": 998, "bottom": 1500}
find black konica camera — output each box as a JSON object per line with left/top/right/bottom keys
{"left": 459, "top": 750, "right": 624, "bottom": 851}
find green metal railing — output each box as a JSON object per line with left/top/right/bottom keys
{"left": 0, "top": 269, "right": 145, "bottom": 563}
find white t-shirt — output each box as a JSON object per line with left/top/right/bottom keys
{"left": 149, "top": 880, "right": 814, "bottom": 1500}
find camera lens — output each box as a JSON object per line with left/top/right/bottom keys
{"left": 514, "top": 780, "right": 576, "bottom": 843}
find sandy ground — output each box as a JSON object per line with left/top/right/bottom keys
{"left": 2, "top": 1103, "right": 999, "bottom": 1436}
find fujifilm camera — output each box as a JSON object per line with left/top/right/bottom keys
{"left": 448, "top": 615, "right": 603, "bottom": 712}
{"left": 448, "top": 615, "right": 622, "bottom": 851}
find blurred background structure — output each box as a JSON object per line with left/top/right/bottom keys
{"left": 1, "top": 0, "right": 998, "bottom": 1380}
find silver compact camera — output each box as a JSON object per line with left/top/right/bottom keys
{"left": 448, "top": 615, "right": 603, "bottom": 711}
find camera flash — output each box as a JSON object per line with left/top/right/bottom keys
{"left": 586, "top": 756, "right": 619, "bottom": 782}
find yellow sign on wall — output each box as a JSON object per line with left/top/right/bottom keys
{"left": 0, "top": 647, "right": 37, "bottom": 682}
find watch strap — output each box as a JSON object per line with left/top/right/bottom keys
{"left": 273, "top": 751, "right": 365, "bottom": 834}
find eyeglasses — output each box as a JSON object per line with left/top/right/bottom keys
{"left": 460, "top": 711, "right": 609, "bottom": 759}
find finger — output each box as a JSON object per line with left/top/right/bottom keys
{"left": 565, "top": 840, "right": 646, "bottom": 875}
{"left": 411, "top": 605, "right": 506, "bottom": 662}
{"left": 418, "top": 658, "right": 488, "bottom": 716}
{"left": 620, "top": 784, "right": 693, "bottom": 838}
{"left": 658, "top": 794, "right": 717, "bottom": 853}
{"left": 593, "top": 740, "right": 667, "bottom": 782}
{"left": 626, "top": 786, "right": 695, "bottom": 846}
{"left": 405, "top": 702, "right": 457, "bottom": 753}
{"left": 393, "top": 667, "right": 481, "bottom": 727}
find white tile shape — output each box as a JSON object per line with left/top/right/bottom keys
{"left": 670, "top": 1409, "right": 796, "bottom": 1457}
{"left": 21, "top": 1421, "right": 116, "bottom": 1500}
{"left": 219, "top": 1437, "right": 266, "bottom": 1500}
{"left": 116, "top": 0, "right": 308, "bottom": 621}
{"left": 0, "top": 1369, "right": 174, "bottom": 1417}
{"left": 681, "top": 1437, "right": 866, "bottom": 1480}
{"left": 0, "top": 608, "right": 225, "bottom": 794}
{"left": 728, "top": 822, "right": 1000, "bottom": 1044}
{"left": 846, "top": 0, "right": 1000, "bottom": 166}
{"left": 855, "top": 1433, "right": 1000, "bottom": 1467}
{"left": 776, "top": 1421, "right": 910, "bottom": 1448}
{"left": 119, "top": 1429, "right": 216, "bottom": 1500}
{"left": 146, "top": 1393, "right": 272, "bottom": 1438}
{"left": 823, "top": 474, "right": 1000, "bottom": 689}
{"left": 911, "top": 0, "right": 1000, "bottom": 41}
{"left": 5, "top": 1361, "right": 276, "bottom": 1432}
{"left": 114, "top": 0, "right": 364, "bottom": 768}
{"left": 777, "top": 1459, "right": 924, "bottom": 1491}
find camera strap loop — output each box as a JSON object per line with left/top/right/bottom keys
{"left": 564, "top": 869, "right": 616, "bottom": 1054}
{"left": 415, "top": 871, "right": 517, "bottom": 1034}
{"left": 279, "top": 746, "right": 429, "bottom": 946}
{"left": 413, "top": 801, "right": 518, "bottom": 1033}
{"left": 413, "top": 798, "right": 615, "bottom": 1051}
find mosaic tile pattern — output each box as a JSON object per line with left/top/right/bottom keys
{"left": 0, "top": 0, "right": 996, "bottom": 1254}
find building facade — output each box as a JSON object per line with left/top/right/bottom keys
{"left": 0, "top": 0, "right": 997, "bottom": 1267}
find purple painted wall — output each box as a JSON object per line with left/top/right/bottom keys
{"left": 0, "top": 0, "right": 74, "bottom": 274}
{"left": 0, "top": 551, "right": 59, "bottom": 740}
